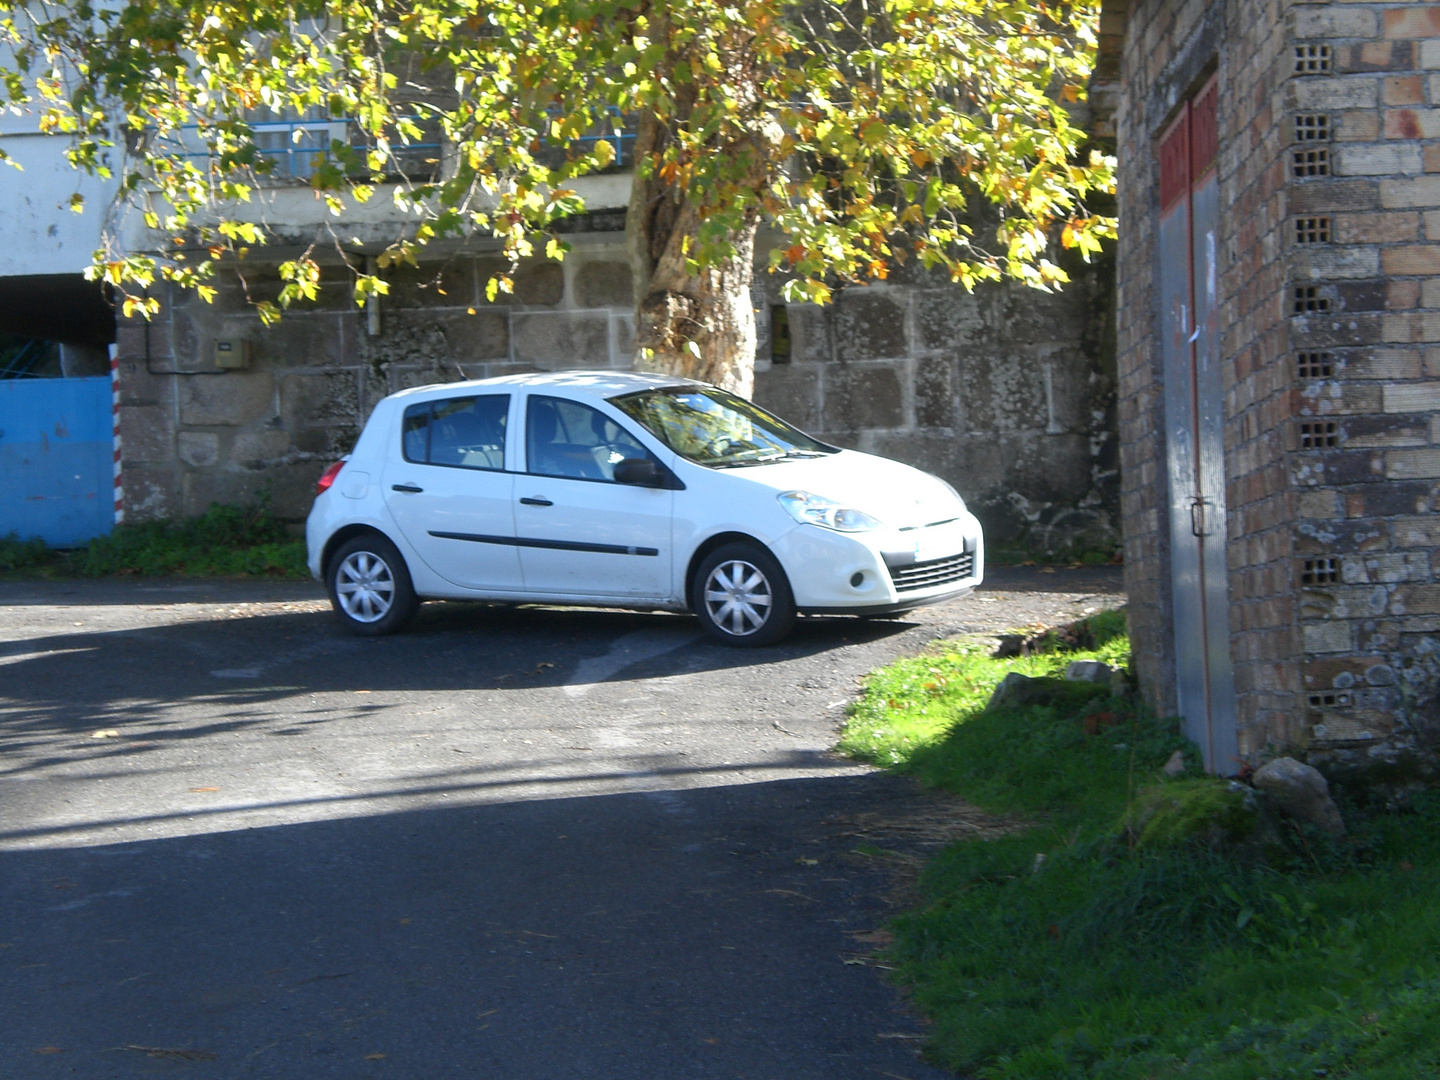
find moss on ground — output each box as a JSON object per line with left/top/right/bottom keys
{"left": 1122, "top": 778, "right": 1261, "bottom": 851}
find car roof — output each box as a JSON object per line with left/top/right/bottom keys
{"left": 386, "top": 369, "right": 700, "bottom": 405}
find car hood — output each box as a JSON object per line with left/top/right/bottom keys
{"left": 715, "top": 450, "right": 964, "bottom": 529}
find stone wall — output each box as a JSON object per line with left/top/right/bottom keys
{"left": 114, "top": 233, "right": 1119, "bottom": 555}
{"left": 1110, "top": 0, "right": 1440, "bottom": 778}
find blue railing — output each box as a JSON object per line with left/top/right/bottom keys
{"left": 166, "top": 116, "right": 443, "bottom": 180}
{"left": 0, "top": 338, "right": 52, "bottom": 380}
{"left": 164, "top": 108, "right": 636, "bottom": 181}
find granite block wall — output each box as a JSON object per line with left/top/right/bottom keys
{"left": 114, "top": 235, "right": 1120, "bottom": 557}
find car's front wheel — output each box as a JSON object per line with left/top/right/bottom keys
{"left": 692, "top": 542, "right": 796, "bottom": 646}
{"left": 326, "top": 533, "right": 419, "bottom": 636}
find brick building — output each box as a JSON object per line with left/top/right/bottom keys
{"left": 1098, "top": 0, "right": 1440, "bottom": 777}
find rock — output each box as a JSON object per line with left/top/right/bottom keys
{"left": 985, "top": 672, "right": 1110, "bottom": 713}
{"left": 986, "top": 673, "right": 1065, "bottom": 711}
{"left": 1162, "top": 750, "right": 1187, "bottom": 777}
{"left": 1066, "top": 660, "right": 1115, "bottom": 684}
{"left": 1251, "top": 757, "right": 1347, "bottom": 838}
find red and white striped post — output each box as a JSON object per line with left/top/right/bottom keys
{"left": 109, "top": 344, "right": 124, "bottom": 526}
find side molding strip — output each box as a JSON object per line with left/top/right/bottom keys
{"left": 430, "top": 531, "right": 659, "bottom": 557}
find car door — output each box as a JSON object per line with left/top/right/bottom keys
{"left": 514, "top": 393, "right": 674, "bottom": 599}
{"left": 381, "top": 393, "right": 525, "bottom": 592}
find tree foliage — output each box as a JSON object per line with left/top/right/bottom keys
{"left": 0, "top": 0, "right": 1114, "bottom": 357}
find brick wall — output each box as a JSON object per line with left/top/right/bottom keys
{"left": 115, "top": 237, "right": 1121, "bottom": 558}
{"left": 1111, "top": 0, "right": 1440, "bottom": 778}
{"left": 1288, "top": 2, "right": 1440, "bottom": 779}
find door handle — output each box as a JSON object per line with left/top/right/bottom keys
{"left": 1189, "top": 497, "right": 1211, "bottom": 538}
{"left": 519, "top": 496, "right": 553, "bottom": 507}
{"left": 391, "top": 483, "right": 424, "bottom": 494}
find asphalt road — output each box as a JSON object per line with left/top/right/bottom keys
{"left": 1, "top": 567, "right": 1123, "bottom": 1079}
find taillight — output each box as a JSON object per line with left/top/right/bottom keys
{"left": 316, "top": 460, "right": 345, "bottom": 496}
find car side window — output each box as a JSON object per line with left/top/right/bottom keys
{"left": 526, "top": 396, "right": 651, "bottom": 482}
{"left": 402, "top": 395, "right": 509, "bottom": 470}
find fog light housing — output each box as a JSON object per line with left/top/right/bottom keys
{"left": 849, "top": 571, "right": 865, "bottom": 588}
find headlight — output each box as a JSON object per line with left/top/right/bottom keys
{"left": 778, "top": 491, "right": 883, "bottom": 532}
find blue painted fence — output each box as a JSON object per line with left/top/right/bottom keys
{"left": 0, "top": 376, "right": 114, "bottom": 547}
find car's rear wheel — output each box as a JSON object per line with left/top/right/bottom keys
{"left": 692, "top": 542, "right": 796, "bottom": 646}
{"left": 326, "top": 533, "right": 419, "bottom": 636}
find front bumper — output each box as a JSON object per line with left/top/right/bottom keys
{"left": 771, "top": 512, "right": 984, "bottom": 614}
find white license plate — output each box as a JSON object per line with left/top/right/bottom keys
{"left": 913, "top": 522, "right": 965, "bottom": 563}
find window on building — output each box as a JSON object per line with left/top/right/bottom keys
{"left": 770, "top": 305, "right": 792, "bottom": 364}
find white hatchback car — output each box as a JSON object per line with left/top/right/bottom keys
{"left": 306, "top": 370, "right": 984, "bottom": 645}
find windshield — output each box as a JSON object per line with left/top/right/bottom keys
{"left": 609, "top": 386, "right": 836, "bottom": 468}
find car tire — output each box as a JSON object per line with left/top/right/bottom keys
{"left": 692, "top": 541, "right": 796, "bottom": 647}
{"left": 326, "top": 533, "right": 420, "bottom": 636}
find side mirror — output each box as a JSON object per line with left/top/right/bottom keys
{"left": 614, "top": 457, "right": 661, "bottom": 486}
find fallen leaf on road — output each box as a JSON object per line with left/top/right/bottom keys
{"left": 843, "top": 958, "right": 868, "bottom": 966}
{"left": 90, "top": 729, "right": 120, "bottom": 739}
{"left": 365, "top": 1053, "right": 386, "bottom": 1060}
{"left": 33, "top": 1046, "right": 62, "bottom": 1054}
{"left": 765, "top": 888, "right": 817, "bottom": 903}
{"left": 477, "top": 1008, "right": 499, "bottom": 1019}
{"left": 190, "top": 787, "right": 220, "bottom": 793}
{"left": 122, "top": 1046, "right": 217, "bottom": 1062}
{"left": 795, "top": 857, "right": 819, "bottom": 866}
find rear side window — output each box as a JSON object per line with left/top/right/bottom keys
{"left": 401, "top": 395, "right": 509, "bottom": 470}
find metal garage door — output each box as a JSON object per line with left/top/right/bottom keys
{"left": 0, "top": 375, "right": 114, "bottom": 546}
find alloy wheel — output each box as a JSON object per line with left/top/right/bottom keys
{"left": 703, "top": 559, "right": 773, "bottom": 637}
{"left": 335, "top": 551, "right": 395, "bottom": 623}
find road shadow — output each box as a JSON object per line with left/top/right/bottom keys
{"left": 1, "top": 773, "right": 965, "bottom": 1079}
{"left": 0, "top": 600, "right": 908, "bottom": 766}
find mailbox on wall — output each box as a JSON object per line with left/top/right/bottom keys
{"left": 214, "top": 338, "right": 251, "bottom": 370}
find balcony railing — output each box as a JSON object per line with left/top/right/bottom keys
{"left": 163, "top": 116, "right": 445, "bottom": 183}
{"left": 162, "top": 106, "right": 638, "bottom": 184}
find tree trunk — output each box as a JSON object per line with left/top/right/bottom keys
{"left": 626, "top": 110, "right": 759, "bottom": 399}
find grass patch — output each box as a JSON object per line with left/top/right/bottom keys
{"left": 842, "top": 613, "right": 1440, "bottom": 1079}
{"left": 1, "top": 502, "right": 308, "bottom": 579}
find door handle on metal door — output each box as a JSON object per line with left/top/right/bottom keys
{"left": 391, "top": 483, "right": 424, "bottom": 493}
{"left": 519, "top": 496, "right": 553, "bottom": 507}
{"left": 1189, "top": 497, "right": 1211, "bottom": 537}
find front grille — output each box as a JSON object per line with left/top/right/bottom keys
{"left": 889, "top": 551, "right": 975, "bottom": 593}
